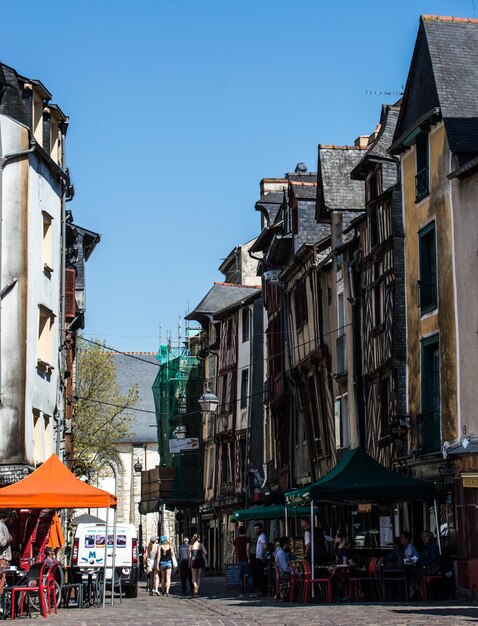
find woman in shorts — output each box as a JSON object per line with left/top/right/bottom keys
{"left": 158, "top": 535, "right": 176, "bottom": 596}
{"left": 190, "top": 533, "right": 207, "bottom": 596}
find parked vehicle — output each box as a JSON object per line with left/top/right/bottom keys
{"left": 71, "top": 522, "right": 138, "bottom": 597}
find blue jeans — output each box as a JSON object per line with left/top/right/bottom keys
{"left": 238, "top": 561, "right": 253, "bottom": 594}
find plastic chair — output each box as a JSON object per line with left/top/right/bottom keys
{"left": 61, "top": 567, "right": 84, "bottom": 608}
{"left": 97, "top": 569, "right": 123, "bottom": 603}
{"left": 421, "top": 574, "right": 443, "bottom": 601}
{"left": 273, "top": 562, "right": 294, "bottom": 602}
{"left": 10, "top": 562, "right": 48, "bottom": 619}
{"left": 301, "top": 560, "right": 332, "bottom": 603}
{"left": 348, "top": 557, "right": 382, "bottom": 602}
{"left": 382, "top": 561, "right": 409, "bottom": 602}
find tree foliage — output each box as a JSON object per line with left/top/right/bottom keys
{"left": 72, "top": 339, "right": 139, "bottom": 474}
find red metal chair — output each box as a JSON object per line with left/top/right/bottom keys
{"left": 10, "top": 562, "right": 48, "bottom": 620}
{"left": 273, "top": 562, "right": 295, "bottom": 602}
{"left": 421, "top": 574, "right": 443, "bottom": 601}
{"left": 348, "top": 557, "right": 382, "bottom": 602}
{"left": 302, "top": 560, "right": 332, "bottom": 603}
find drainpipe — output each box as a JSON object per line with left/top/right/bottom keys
{"left": 0, "top": 140, "right": 36, "bottom": 405}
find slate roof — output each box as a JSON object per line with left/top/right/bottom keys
{"left": 113, "top": 352, "right": 159, "bottom": 444}
{"left": 255, "top": 191, "right": 287, "bottom": 227}
{"left": 391, "top": 15, "right": 478, "bottom": 156}
{"left": 315, "top": 146, "right": 367, "bottom": 220}
{"left": 213, "top": 288, "right": 262, "bottom": 319}
{"left": 185, "top": 282, "right": 260, "bottom": 324}
{"left": 351, "top": 106, "right": 400, "bottom": 180}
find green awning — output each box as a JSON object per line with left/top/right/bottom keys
{"left": 286, "top": 447, "right": 435, "bottom": 505}
{"left": 231, "top": 504, "right": 313, "bottom": 522}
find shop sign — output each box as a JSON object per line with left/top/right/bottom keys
{"left": 357, "top": 503, "right": 372, "bottom": 513}
{"left": 168, "top": 438, "right": 199, "bottom": 454}
{"left": 462, "top": 473, "right": 478, "bottom": 488}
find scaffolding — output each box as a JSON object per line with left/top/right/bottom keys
{"left": 152, "top": 341, "right": 203, "bottom": 503}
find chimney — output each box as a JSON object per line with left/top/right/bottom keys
{"left": 354, "top": 135, "right": 370, "bottom": 148}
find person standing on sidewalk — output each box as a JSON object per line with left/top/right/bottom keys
{"left": 177, "top": 538, "right": 193, "bottom": 595}
{"left": 158, "top": 535, "right": 176, "bottom": 597}
{"left": 251, "top": 524, "right": 267, "bottom": 596}
{"left": 234, "top": 526, "right": 253, "bottom": 598}
{"left": 190, "top": 534, "right": 207, "bottom": 596}
{"left": 0, "top": 510, "right": 12, "bottom": 609}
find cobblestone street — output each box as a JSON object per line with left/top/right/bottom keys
{"left": 40, "top": 577, "right": 478, "bottom": 626}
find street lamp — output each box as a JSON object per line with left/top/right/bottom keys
{"left": 134, "top": 458, "right": 143, "bottom": 473}
{"left": 198, "top": 391, "right": 219, "bottom": 414}
{"left": 174, "top": 424, "right": 187, "bottom": 440}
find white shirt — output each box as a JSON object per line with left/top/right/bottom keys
{"left": 304, "top": 530, "right": 311, "bottom": 547}
{"left": 256, "top": 532, "right": 267, "bottom": 559}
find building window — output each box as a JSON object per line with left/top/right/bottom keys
{"left": 415, "top": 131, "right": 429, "bottom": 202}
{"left": 294, "top": 280, "right": 308, "bottom": 329}
{"left": 419, "top": 335, "right": 440, "bottom": 452}
{"left": 240, "top": 369, "right": 249, "bottom": 409}
{"left": 37, "top": 306, "right": 54, "bottom": 370}
{"left": 418, "top": 222, "right": 437, "bottom": 314}
{"left": 336, "top": 291, "right": 346, "bottom": 374}
{"left": 334, "top": 394, "right": 349, "bottom": 449}
{"left": 242, "top": 309, "right": 250, "bottom": 343}
{"left": 42, "top": 212, "right": 53, "bottom": 274}
{"left": 370, "top": 204, "right": 379, "bottom": 248}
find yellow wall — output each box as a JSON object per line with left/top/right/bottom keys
{"left": 402, "top": 122, "right": 457, "bottom": 444}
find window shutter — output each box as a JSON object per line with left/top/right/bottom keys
{"left": 65, "top": 268, "right": 76, "bottom": 319}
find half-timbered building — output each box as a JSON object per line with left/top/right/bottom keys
{"left": 350, "top": 104, "right": 407, "bottom": 467}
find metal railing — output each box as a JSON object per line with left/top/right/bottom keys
{"left": 415, "top": 166, "right": 429, "bottom": 202}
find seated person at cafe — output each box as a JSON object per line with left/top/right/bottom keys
{"left": 274, "top": 537, "right": 291, "bottom": 581}
{"left": 335, "top": 533, "right": 352, "bottom": 563}
{"left": 417, "top": 530, "right": 440, "bottom": 576}
{"left": 400, "top": 531, "right": 419, "bottom": 561}
{"left": 335, "top": 534, "right": 365, "bottom": 572}
{"left": 385, "top": 536, "right": 405, "bottom": 562}
{"left": 301, "top": 518, "right": 311, "bottom": 561}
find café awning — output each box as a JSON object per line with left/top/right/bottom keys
{"left": 0, "top": 453, "right": 117, "bottom": 509}
{"left": 285, "top": 447, "right": 434, "bottom": 505}
{"left": 232, "top": 504, "right": 314, "bottom": 521}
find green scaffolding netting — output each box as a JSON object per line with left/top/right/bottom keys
{"left": 152, "top": 345, "right": 203, "bottom": 502}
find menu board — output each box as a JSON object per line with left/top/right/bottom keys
{"left": 290, "top": 537, "right": 304, "bottom": 561}
{"left": 225, "top": 563, "right": 242, "bottom": 589}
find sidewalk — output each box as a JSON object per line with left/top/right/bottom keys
{"left": 44, "top": 575, "right": 478, "bottom": 626}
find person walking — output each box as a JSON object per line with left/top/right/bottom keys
{"left": 146, "top": 537, "right": 159, "bottom": 595}
{"left": 251, "top": 523, "right": 267, "bottom": 595}
{"left": 177, "top": 538, "right": 193, "bottom": 595}
{"left": 190, "top": 534, "right": 207, "bottom": 596}
{"left": 0, "top": 510, "right": 12, "bottom": 611}
{"left": 234, "top": 526, "right": 252, "bottom": 598}
{"left": 158, "top": 535, "right": 176, "bottom": 597}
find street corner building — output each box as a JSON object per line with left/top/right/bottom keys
{"left": 0, "top": 62, "right": 99, "bottom": 484}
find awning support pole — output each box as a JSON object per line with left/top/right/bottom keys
{"left": 102, "top": 507, "right": 109, "bottom": 608}
{"left": 310, "top": 498, "right": 315, "bottom": 599}
{"left": 433, "top": 498, "right": 442, "bottom": 555}
{"left": 285, "top": 506, "right": 288, "bottom": 536}
{"left": 111, "top": 508, "right": 117, "bottom": 605}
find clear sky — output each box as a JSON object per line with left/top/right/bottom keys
{"left": 0, "top": 0, "right": 474, "bottom": 351}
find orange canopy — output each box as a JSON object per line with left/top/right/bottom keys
{"left": 0, "top": 454, "right": 117, "bottom": 509}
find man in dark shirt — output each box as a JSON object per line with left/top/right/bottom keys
{"left": 234, "top": 526, "right": 253, "bottom": 597}
{"left": 417, "top": 530, "right": 440, "bottom": 575}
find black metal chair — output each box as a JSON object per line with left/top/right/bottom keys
{"left": 381, "top": 561, "right": 409, "bottom": 602}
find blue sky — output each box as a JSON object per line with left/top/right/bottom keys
{"left": 0, "top": 0, "right": 474, "bottom": 351}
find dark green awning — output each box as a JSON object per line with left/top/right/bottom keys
{"left": 232, "top": 504, "right": 314, "bottom": 522}
{"left": 286, "top": 447, "right": 435, "bottom": 505}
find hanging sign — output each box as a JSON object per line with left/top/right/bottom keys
{"left": 168, "top": 438, "right": 200, "bottom": 454}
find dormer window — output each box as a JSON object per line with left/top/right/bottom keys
{"left": 415, "top": 131, "right": 429, "bottom": 202}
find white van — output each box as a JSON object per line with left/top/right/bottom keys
{"left": 71, "top": 522, "right": 139, "bottom": 597}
